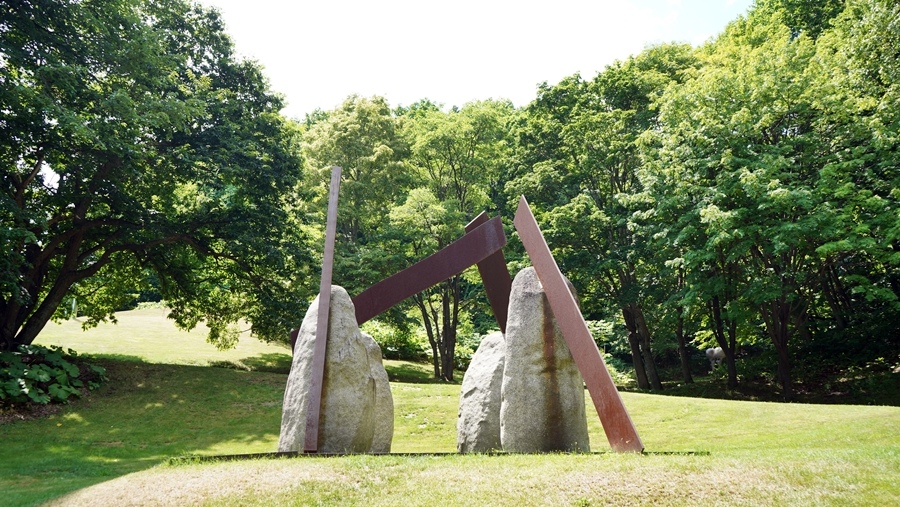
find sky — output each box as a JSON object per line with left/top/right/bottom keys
{"left": 199, "top": 0, "right": 754, "bottom": 119}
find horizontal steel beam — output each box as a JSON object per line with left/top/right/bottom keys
{"left": 353, "top": 216, "right": 507, "bottom": 326}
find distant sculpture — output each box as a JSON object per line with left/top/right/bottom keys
{"left": 706, "top": 347, "right": 725, "bottom": 370}
{"left": 278, "top": 286, "right": 393, "bottom": 453}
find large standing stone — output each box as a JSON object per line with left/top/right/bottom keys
{"left": 500, "top": 267, "right": 590, "bottom": 453}
{"left": 457, "top": 331, "right": 505, "bottom": 453}
{"left": 278, "top": 285, "right": 393, "bottom": 453}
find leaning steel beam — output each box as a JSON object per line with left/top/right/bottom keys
{"left": 465, "top": 212, "right": 513, "bottom": 333}
{"left": 353, "top": 216, "right": 507, "bottom": 326}
{"left": 513, "top": 196, "right": 644, "bottom": 453}
{"left": 304, "top": 166, "right": 342, "bottom": 453}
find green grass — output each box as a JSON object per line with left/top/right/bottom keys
{"left": 1, "top": 309, "right": 898, "bottom": 506}
{"left": 34, "top": 307, "right": 295, "bottom": 370}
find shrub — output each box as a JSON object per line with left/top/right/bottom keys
{"left": 454, "top": 332, "right": 485, "bottom": 372}
{"left": 602, "top": 351, "right": 636, "bottom": 388}
{"left": 0, "top": 345, "right": 108, "bottom": 406}
{"left": 362, "top": 320, "right": 427, "bottom": 361}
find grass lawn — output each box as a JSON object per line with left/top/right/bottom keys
{"left": 1, "top": 310, "right": 898, "bottom": 506}
{"left": 33, "top": 307, "right": 295, "bottom": 371}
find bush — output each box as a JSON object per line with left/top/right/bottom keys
{"left": 454, "top": 332, "right": 485, "bottom": 372}
{"left": 362, "top": 320, "right": 427, "bottom": 361}
{"left": 0, "top": 345, "right": 108, "bottom": 406}
{"left": 602, "top": 351, "right": 636, "bottom": 388}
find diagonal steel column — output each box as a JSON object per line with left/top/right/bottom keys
{"left": 514, "top": 196, "right": 643, "bottom": 453}
{"left": 352, "top": 217, "right": 507, "bottom": 326}
{"left": 465, "top": 212, "right": 513, "bottom": 333}
{"left": 304, "top": 166, "right": 342, "bottom": 453}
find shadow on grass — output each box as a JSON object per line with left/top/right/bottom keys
{"left": 0, "top": 359, "right": 286, "bottom": 507}
{"left": 80, "top": 353, "right": 149, "bottom": 363}
{"left": 205, "top": 351, "right": 453, "bottom": 385}
{"left": 209, "top": 352, "right": 293, "bottom": 374}
{"left": 642, "top": 370, "right": 900, "bottom": 406}
{"left": 385, "top": 362, "right": 455, "bottom": 384}
{"left": 1, "top": 355, "right": 459, "bottom": 505}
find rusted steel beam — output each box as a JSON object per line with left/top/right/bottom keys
{"left": 289, "top": 328, "right": 299, "bottom": 351}
{"left": 304, "top": 166, "right": 342, "bottom": 453}
{"left": 465, "top": 212, "right": 513, "bottom": 333}
{"left": 513, "top": 196, "right": 644, "bottom": 453}
{"left": 352, "top": 216, "right": 507, "bottom": 326}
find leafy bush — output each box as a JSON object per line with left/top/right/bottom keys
{"left": 362, "top": 320, "right": 427, "bottom": 361}
{"left": 602, "top": 351, "right": 636, "bottom": 388}
{"left": 0, "top": 345, "right": 108, "bottom": 406}
{"left": 454, "top": 332, "right": 485, "bottom": 372}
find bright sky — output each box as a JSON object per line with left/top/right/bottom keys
{"left": 199, "top": 0, "right": 754, "bottom": 119}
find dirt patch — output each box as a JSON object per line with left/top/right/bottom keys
{"left": 44, "top": 460, "right": 342, "bottom": 507}
{"left": 0, "top": 402, "right": 64, "bottom": 425}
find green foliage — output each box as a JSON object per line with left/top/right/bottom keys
{"left": 0, "top": 344, "right": 106, "bottom": 406}
{"left": 636, "top": 0, "right": 899, "bottom": 398}
{"left": 361, "top": 320, "right": 427, "bottom": 362}
{"left": 451, "top": 326, "right": 483, "bottom": 372}
{"left": 0, "top": 0, "right": 310, "bottom": 351}
{"left": 755, "top": 0, "right": 845, "bottom": 38}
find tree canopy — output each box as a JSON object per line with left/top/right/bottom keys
{"left": 1, "top": 0, "right": 310, "bottom": 350}
{"left": 3, "top": 0, "right": 897, "bottom": 395}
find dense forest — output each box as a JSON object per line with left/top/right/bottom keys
{"left": 2, "top": 0, "right": 897, "bottom": 400}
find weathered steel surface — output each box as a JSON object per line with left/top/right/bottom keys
{"left": 352, "top": 217, "right": 507, "bottom": 326}
{"left": 465, "top": 212, "right": 513, "bottom": 333}
{"left": 304, "top": 166, "right": 342, "bottom": 453}
{"left": 513, "top": 196, "right": 644, "bottom": 453}
{"left": 289, "top": 328, "right": 299, "bottom": 351}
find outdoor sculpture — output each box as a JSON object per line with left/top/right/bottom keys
{"left": 499, "top": 267, "right": 590, "bottom": 453}
{"left": 278, "top": 166, "right": 643, "bottom": 454}
{"left": 278, "top": 286, "right": 392, "bottom": 453}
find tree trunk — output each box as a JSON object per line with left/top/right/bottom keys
{"left": 675, "top": 308, "right": 693, "bottom": 384}
{"left": 760, "top": 299, "right": 793, "bottom": 401}
{"left": 726, "top": 317, "right": 738, "bottom": 389}
{"left": 632, "top": 304, "right": 663, "bottom": 390}
{"left": 622, "top": 307, "right": 650, "bottom": 389}
{"left": 415, "top": 295, "right": 441, "bottom": 379}
{"left": 708, "top": 296, "right": 738, "bottom": 388}
{"left": 439, "top": 281, "right": 456, "bottom": 382}
{"left": 775, "top": 340, "right": 793, "bottom": 402}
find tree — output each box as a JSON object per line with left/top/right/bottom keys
{"left": 645, "top": 8, "right": 835, "bottom": 399}
{"left": 399, "top": 100, "right": 513, "bottom": 381}
{"left": 755, "top": 0, "right": 844, "bottom": 38}
{"left": 1, "top": 0, "right": 310, "bottom": 351}
{"left": 300, "top": 95, "right": 413, "bottom": 334}
{"left": 801, "top": 0, "right": 900, "bottom": 361}
{"left": 509, "top": 45, "right": 697, "bottom": 390}
{"left": 302, "top": 95, "right": 411, "bottom": 249}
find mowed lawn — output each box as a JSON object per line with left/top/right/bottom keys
{"left": 0, "top": 310, "right": 897, "bottom": 506}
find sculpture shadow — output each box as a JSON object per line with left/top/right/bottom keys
{"left": 384, "top": 362, "right": 453, "bottom": 384}
{"left": 209, "top": 352, "right": 293, "bottom": 374}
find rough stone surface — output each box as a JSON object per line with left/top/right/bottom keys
{"left": 457, "top": 331, "right": 505, "bottom": 453}
{"left": 362, "top": 331, "right": 394, "bottom": 453}
{"left": 278, "top": 286, "right": 393, "bottom": 453}
{"left": 500, "top": 267, "right": 590, "bottom": 453}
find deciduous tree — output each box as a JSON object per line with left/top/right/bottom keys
{"left": 0, "top": 0, "right": 310, "bottom": 350}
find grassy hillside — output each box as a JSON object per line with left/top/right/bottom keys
{"left": 0, "top": 310, "right": 897, "bottom": 506}
{"left": 33, "top": 306, "right": 294, "bottom": 369}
